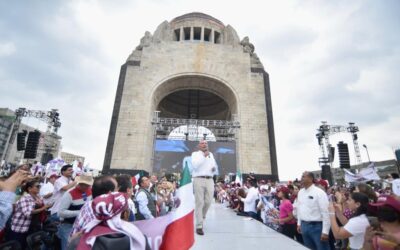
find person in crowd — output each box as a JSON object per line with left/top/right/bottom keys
{"left": 258, "top": 186, "right": 280, "bottom": 231}
{"left": 390, "top": 173, "right": 400, "bottom": 196}
{"left": 0, "top": 169, "right": 30, "bottom": 230}
{"left": 13, "top": 164, "right": 33, "bottom": 200}
{"left": 135, "top": 175, "right": 157, "bottom": 220}
{"left": 270, "top": 180, "right": 277, "bottom": 194}
{"left": 288, "top": 184, "right": 299, "bottom": 204}
{"left": 150, "top": 175, "right": 158, "bottom": 189}
{"left": 40, "top": 173, "right": 58, "bottom": 206}
{"left": 50, "top": 164, "right": 77, "bottom": 221}
{"left": 355, "top": 183, "right": 378, "bottom": 202}
{"left": 191, "top": 139, "right": 218, "bottom": 235}
{"left": 316, "top": 179, "right": 329, "bottom": 192}
{"left": 69, "top": 175, "right": 118, "bottom": 241}
{"left": 76, "top": 192, "right": 148, "bottom": 250}
{"left": 238, "top": 177, "right": 260, "bottom": 220}
{"left": 116, "top": 174, "right": 136, "bottom": 221}
{"left": 157, "top": 180, "right": 174, "bottom": 216}
{"left": 296, "top": 171, "right": 331, "bottom": 250}
{"left": 58, "top": 174, "right": 93, "bottom": 250}
{"left": 8, "top": 179, "right": 52, "bottom": 249}
{"left": 329, "top": 192, "right": 370, "bottom": 250}
{"left": 273, "top": 186, "right": 297, "bottom": 239}
{"left": 363, "top": 195, "right": 400, "bottom": 250}
{"left": 290, "top": 184, "right": 304, "bottom": 244}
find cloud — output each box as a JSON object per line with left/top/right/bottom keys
{"left": 0, "top": 42, "right": 16, "bottom": 57}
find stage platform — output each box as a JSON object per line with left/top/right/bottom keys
{"left": 191, "top": 203, "right": 308, "bottom": 250}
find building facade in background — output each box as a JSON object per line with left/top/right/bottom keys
{"left": 61, "top": 151, "right": 85, "bottom": 164}
{"left": 103, "top": 12, "right": 278, "bottom": 179}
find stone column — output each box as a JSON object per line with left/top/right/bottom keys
{"left": 211, "top": 28, "right": 214, "bottom": 43}
{"left": 180, "top": 27, "right": 184, "bottom": 41}
{"left": 201, "top": 27, "right": 204, "bottom": 41}
{"left": 190, "top": 27, "right": 194, "bottom": 41}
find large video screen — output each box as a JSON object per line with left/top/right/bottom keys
{"left": 153, "top": 140, "right": 236, "bottom": 176}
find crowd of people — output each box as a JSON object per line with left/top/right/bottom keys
{"left": 0, "top": 163, "right": 178, "bottom": 250}
{"left": 1, "top": 160, "right": 400, "bottom": 250}
{"left": 216, "top": 172, "right": 400, "bottom": 250}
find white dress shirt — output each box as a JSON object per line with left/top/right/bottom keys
{"left": 241, "top": 187, "right": 259, "bottom": 213}
{"left": 40, "top": 182, "right": 54, "bottom": 205}
{"left": 191, "top": 150, "right": 218, "bottom": 177}
{"left": 296, "top": 184, "right": 331, "bottom": 234}
{"left": 136, "top": 190, "right": 154, "bottom": 219}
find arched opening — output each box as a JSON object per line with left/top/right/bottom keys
{"left": 157, "top": 89, "right": 230, "bottom": 120}
{"left": 149, "top": 74, "right": 240, "bottom": 176}
{"left": 151, "top": 74, "right": 238, "bottom": 117}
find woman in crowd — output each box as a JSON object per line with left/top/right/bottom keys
{"left": 329, "top": 192, "right": 370, "bottom": 250}
{"left": 355, "top": 183, "right": 378, "bottom": 203}
{"left": 363, "top": 195, "right": 400, "bottom": 250}
{"left": 335, "top": 183, "right": 376, "bottom": 226}
{"left": 273, "top": 186, "right": 296, "bottom": 239}
{"left": 157, "top": 180, "right": 174, "bottom": 216}
{"left": 8, "top": 179, "right": 52, "bottom": 249}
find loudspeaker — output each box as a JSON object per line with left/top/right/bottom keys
{"left": 41, "top": 153, "right": 53, "bottom": 165}
{"left": 17, "top": 130, "right": 27, "bottom": 151}
{"left": 337, "top": 141, "right": 350, "bottom": 169}
{"left": 24, "top": 131, "right": 41, "bottom": 159}
{"left": 329, "top": 146, "right": 335, "bottom": 163}
{"left": 321, "top": 164, "right": 333, "bottom": 186}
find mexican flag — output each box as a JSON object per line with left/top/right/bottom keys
{"left": 235, "top": 169, "right": 242, "bottom": 186}
{"left": 159, "top": 164, "right": 194, "bottom": 250}
{"left": 131, "top": 172, "right": 141, "bottom": 187}
{"left": 134, "top": 164, "right": 194, "bottom": 250}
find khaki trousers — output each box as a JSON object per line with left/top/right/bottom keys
{"left": 193, "top": 177, "right": 214, "bottom": 229}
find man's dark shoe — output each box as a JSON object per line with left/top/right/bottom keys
{"left": 196, "top": 228, "right": 204, "bottom": 235}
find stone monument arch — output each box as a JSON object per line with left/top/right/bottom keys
{"left": 103, "top": 12, "right": 278, "bottom": 179}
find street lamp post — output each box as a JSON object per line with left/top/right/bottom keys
{"left": 363, "top": 144, "right": 371, "bottom": 163}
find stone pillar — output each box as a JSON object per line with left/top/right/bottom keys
{"left": 201, "top": 27, "right": 204, "bottom": 41}
{"left": 180, "top": 27, "right": 184, "bottom": 41}
{"left": 211, "top": 29, "right": 214, "bottom": 43}
{"left": 190, "top": 27, "right": 194, "bottom": 40}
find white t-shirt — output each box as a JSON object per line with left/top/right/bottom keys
{"left": 343, "top": 214, "right": 370, "bottom": 249}
{"left": 392, "top": 179, "right": 400, "bottom": 196}
{"left": 50, "top": 176, "right": 71, "bottom": 215}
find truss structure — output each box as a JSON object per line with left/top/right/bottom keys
{"left": 316, "top": 121, "right": 362, "bottom": 167}
{"left": 2, "top": 108, "right": 61, "bottom": 162}
{"left": 151, "top": 111, "right": 240, "bottom": 141}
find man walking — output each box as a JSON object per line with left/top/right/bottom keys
{"left": 191, "top": 140, "right": 218, "bottom": 235}
{"left": 296, "top": 171, "right": 330, "bottom": 250}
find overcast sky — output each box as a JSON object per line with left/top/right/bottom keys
{"left": 1, "top": 0, "right": 399, "bottom": 180}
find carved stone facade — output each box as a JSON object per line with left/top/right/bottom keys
{"left": 103, "top": 12, "right": 278, "bottom": 179}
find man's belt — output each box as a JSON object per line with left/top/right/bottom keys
{"left": 194, "top": 176, "right": 213, "bottom": 179}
